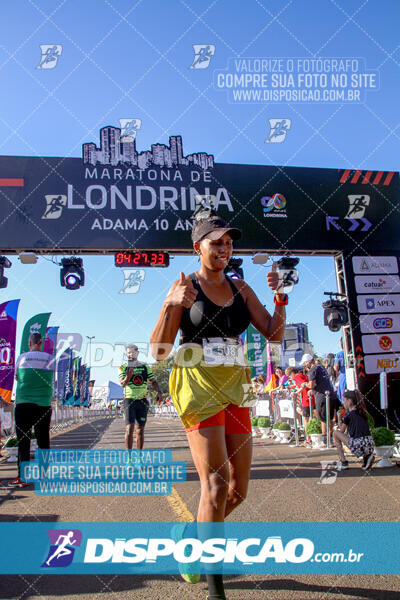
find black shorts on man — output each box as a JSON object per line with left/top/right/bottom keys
{"left": 123, "top": 398, "right": 148, "bottom": 426}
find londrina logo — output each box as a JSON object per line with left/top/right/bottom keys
{"left": 261, "top": 194, "right": 287, "bottom": 218}
{"left": 42, "top": 529, "right": 82, "bottom": 568}
{"left": 373, "top": 317, "right": 393, "bottom": 330}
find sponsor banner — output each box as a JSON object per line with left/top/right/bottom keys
{"left": 354, "top": 275, "right": 400, "bottom": 294}
{"left": 361, "top": 333, "right": 400, "bottom": 354}
{"left": 20, "top": 312, "right": 51, "bottom": 353}
{"left": 357, "top": 295, "right": 400, "bottom": 314}
{"left": 359, "top": 314, "right": 400, "bottom": 334}
{"left": 0, "top": 299, "right": 20, "bottom": 403}
{"left": 352, "top": 256, "right": 398, "bottom": 274}
{"left": 246, "top": 323, "right": 267, "bottom": 379}
{"left": 0, "top": 147, "right": 398, "bottom": 252}
{"left": 56, "top": 351, "right": 70, "bottom": 404}
{"left": 63, "top": 349, "right": 74, "bottom": 405}
{"left": 364, "top": 354, "right": 400, "bottom": 375}
{"left": 0, "top": 522, "right": 399, "bottom": 574}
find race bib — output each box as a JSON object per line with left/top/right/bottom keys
{"left": 202, "top": 338, "right": 245, "bottom": 366}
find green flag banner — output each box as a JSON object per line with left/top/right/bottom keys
{"left": 20, "top": 313, "right": 51, "bottom": 353}
{"left": 246, "top": 323, "right": 267, "bottom": 379}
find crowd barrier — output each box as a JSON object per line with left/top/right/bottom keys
{"left": 152, "top": 404, "right": 178, "bottom": 418}
{"left": 0, "top": 403, "right": 114, "bottom": 438}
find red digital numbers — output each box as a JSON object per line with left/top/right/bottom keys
{"left": 115, "top": 251, "right": 169, "bottom": 267}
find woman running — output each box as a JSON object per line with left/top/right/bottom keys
{"left": 150, "top": 212, "right": 287, "bottom": 600}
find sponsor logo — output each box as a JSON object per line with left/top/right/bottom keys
{"left": 83, "top": 536, "right": 314, "bottom": 564}
{"left": 42, "top": 529, "right": 82, "bottom": 568}
{"left": 132, "top": 375, "right": 144, "bottom": 385}
{"left": 345, "top": 195, "right": 370, "bottom": 220}
{"left": 119, "top": 270, "right": 145, "bottom": 294}
{"left": 119, "top": 119, "right": 141, "bottom": 143}
{"left": 0, "top": 311, "right": 7, "bottom": 319}
{"left": 377, "top": 357, "right": 400, "bottom": 369}
{"left": 189, "top": 45, "right": 215, "bottom": 69}
{"left": 352, "top": 256, "right": 399, "bottom": 275}
{"left": 366, "top": 298, "right": 375, "bottom": 310}
{"left": 37, "top": 45, "right": 62, "bottom": 70}
{"left": 379, "top": 335, "right": 392, "bottom": 351}
{"left": 42, "top": 195, "right": 67, "bottom": 220}
{"left": 363, "top": 278, "right": 387, "bottom": 289}
{"left": 29, "top": 322, "right": 42, "bottom": 334}
{"left": 373, "top": 317, "right": 393, "bottom": 329}
{"left": 260, "top": 193, "right": 287, "bottom": 218}
{"left": 265, "top": 119, "right": 291, "bottom": 143}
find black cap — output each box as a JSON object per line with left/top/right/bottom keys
{"left": 191, "top": 217, "right": 241, "bottom": 243}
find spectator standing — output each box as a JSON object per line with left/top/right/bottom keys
{"left": 300, "top": 353, "right": 339, "bottom": 440}
{"left": 8, "top": 333, "right": 54, "bottom": 488}
{"left": 334, "top": 338, "right": 347, "bottom": 405}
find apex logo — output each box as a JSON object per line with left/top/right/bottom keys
{"left": 42, "top": 529, "right": 82, "bottom": 568}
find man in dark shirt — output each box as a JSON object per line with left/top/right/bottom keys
{"left": 300, "top": 353, "right": 337, "bottom": 437}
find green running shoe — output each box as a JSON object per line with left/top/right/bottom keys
{"left": 171, "top": 522, "right": 200, "bottom": 584}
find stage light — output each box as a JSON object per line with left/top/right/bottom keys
{"left": 224, "top": 258, "right": 244, "bottom": 279}
{"left": 0, "top": 256, "right": 11, "bottom": 289}
{"left": 60, "top": 257, "right": 85, "bottom": 290}
{"left": 323, "top": 292, "right": 348, "bottom": 332}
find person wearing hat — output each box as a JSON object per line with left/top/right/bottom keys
{"left": 151, "top": 211, "right": 287, "bottom": 599}
{"left": 300, "top": 353, "right": 337, "bottom": 439}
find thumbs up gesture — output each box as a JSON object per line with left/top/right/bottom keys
{"left": 267, "top": 261, "right": 281, "bottom": 293}
{"left": 166, "top": 272, "right": 198, "bottom": 308}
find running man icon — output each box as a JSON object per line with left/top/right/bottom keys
{"left": 42, "top": 529, "right": 82, "bottom": 568}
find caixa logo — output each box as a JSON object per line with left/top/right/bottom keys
{"left": 42, "top": 529, "right": 82, "bottom": 567}
{"left": 373, "top": 317, "right": 393, "bottom": 329}
{"left": 83, "top": 536, "right": 314, "bottom": 564}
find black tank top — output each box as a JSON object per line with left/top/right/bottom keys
{"left": 179, "top": 273, "right": 251, "bottom": 344}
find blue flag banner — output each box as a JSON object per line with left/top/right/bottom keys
{"left": 0, "top": 522, "right": 398, "bottom": 574}
{"left": 56, "top": 351, "right": 69, "bottom": 405}
{"left": 63, "top": 349, "right": 74, "bottom": 405}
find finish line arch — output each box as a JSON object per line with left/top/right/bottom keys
{"left": 1, "top": 141, "right": 399, "bottom": 426}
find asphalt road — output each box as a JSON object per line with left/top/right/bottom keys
{"left": 0, "top": 414, "right": 399, "bottom": 599}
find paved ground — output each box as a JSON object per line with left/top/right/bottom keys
{"left": 0, "top": 414, "right": 399, "bottom": 599}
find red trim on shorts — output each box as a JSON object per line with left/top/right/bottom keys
{"left": 186, "top": 404, "right": 251, "bottom": 434}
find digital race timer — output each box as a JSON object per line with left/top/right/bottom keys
{"left": 114, "top": 251, "right": 170, "bottom": 267}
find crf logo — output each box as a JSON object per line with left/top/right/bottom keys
{"left": 132, "top": 375, "right": 144, "bottom": 385}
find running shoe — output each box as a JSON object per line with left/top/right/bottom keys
{"left": 171, "top": 522, "right": 200, "bottom": 584}
{"left": 362, "top": 454, "right": 375, "bottom": 471}
{"left": 7, "top": 477, "right": 29, "bottom": 488}
{"left": 336, "top": 460, "right": 349, "bottom": 471}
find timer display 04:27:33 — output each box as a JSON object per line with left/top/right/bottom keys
{"left": 114, "top": 252, "right": 170, "bottom": 267}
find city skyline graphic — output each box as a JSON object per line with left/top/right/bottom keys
{"left": 83, "top": 127, "right": 214, "bottom": 171}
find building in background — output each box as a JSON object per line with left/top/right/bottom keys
{"left": 279, "top": 322, "right": 314, "bottom": 368}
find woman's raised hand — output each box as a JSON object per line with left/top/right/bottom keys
{"left": 267, "top": 262, "right": 281, "bottom": 293}
{"left": 165, "top": 272, "right": 198, "bottom": 308}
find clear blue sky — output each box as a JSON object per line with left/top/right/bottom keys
{"left": 1, "top": 0, "right": 399, "bottom": 385}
